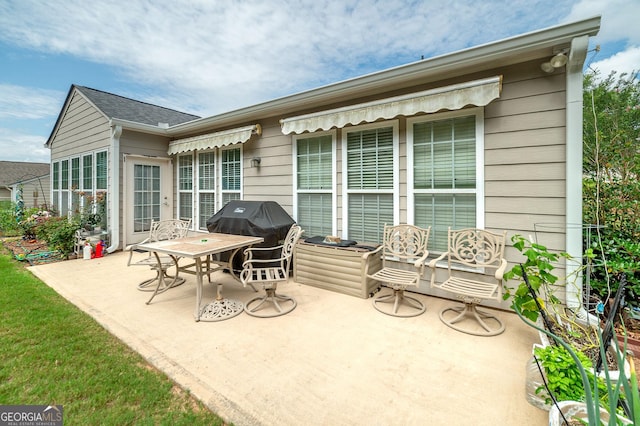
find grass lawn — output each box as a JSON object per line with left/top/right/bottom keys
{"left": 0, "top": 243, "right": 228, "bottom": 425}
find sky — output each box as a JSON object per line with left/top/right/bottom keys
{"left": 0, "top": 0, "right": 638, "bottom": 164}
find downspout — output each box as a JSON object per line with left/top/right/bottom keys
{"left": 564, "top": 35, "right": 598, "bottom": 325}
{"left": 107, "top": 124, "right": 122, "bottom": 253}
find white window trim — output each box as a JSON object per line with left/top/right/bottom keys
{"left": 219, "top": 145, "right": 243, "bottom": 206}
{"left": 406, "top": 107, "right": 485, "bottom": 231}
{"left": 176, "top": 152, "right": 195, "bottom": 229}
{"left": 341, "top": 120, "right": 400, "bottom": 240}
{"left": 292, "top": 130, "right": 337, "bottom": 235}
{"left": 196, "top": 150, "right": 216, "bottom": 231}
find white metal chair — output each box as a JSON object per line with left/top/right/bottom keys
{"left": 125, "top": 219, "right": 191, "bottom": 303}
{"left": 367, "top": 224, "right": 431, "bottom": 317}
{"left": 429, "top": 227, "right": 508, "bottom": 336}
{"left": 239, "top": 224, "right": 303, "bottom": 317}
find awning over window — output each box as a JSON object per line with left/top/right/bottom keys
{"left": 168, "top": 124, "right": 262, "bottom": 155}
{"left": 280, "top": 76, "right": 502, "bottom": 135}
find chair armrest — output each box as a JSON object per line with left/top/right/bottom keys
{"left": 495, "top": 258, "right": 508, "bottom": 281}
{"left": 428, "top": 252, "right": 448, "bottom": 269}
{"left": 413, "top": 250, "right": 430, "bottom": 274}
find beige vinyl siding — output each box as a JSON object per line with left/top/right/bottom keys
{"left": 242, "top": 119, "right": 294, "bottom": 214}
{"left": 50, "top": 93, "right": 111, "bottom": 161}
{"left": 484, "top": 63, "right": 566, "bottom": 254}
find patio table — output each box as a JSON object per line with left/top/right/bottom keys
{"left": 136, "top": 233, "right": 264, "bottom": 322}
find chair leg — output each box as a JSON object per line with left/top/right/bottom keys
{"left": 439, "top": 303, "right": 505, "bottom": 336}
{"left": 372, "top": 288, "right": 426, "bottom": 317}
{"left": 244, "top": 285, "right": 296, "bottom": 318}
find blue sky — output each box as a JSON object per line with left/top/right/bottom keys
{"left": 0, "top": 0, "right": 638, "bottom": 163}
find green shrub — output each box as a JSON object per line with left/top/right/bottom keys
{"left": 587, "top": 230, "right": 640, "bottom": 309}
{"left": 36, "top": 216, "right": 80, "bottom": 257}
{"left": 0, "top": 202, "right": 21, "bottom": 237}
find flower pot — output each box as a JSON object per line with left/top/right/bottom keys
{"left": 548, "top": 400, "right": 632, "bottom": 425}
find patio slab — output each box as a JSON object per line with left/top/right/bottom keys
{"left": 28, "top": 251, "right": 548, "bottom": 425}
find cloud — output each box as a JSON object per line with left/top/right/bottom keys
{"left": 565, "top": 0, "right": 640, "bottom": 44}
{"left": 0, "top": 127, "right": 49, "bottom": 162}
{"left": 589, "top": 46, "right": 640, "bottom": 77}
{"left": 0, "top": 0, "right": 578, "bottom": 115}
{"left": 0, "top": 84, "right": 63, "bottom": 119}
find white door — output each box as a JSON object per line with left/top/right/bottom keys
{"left": 124, "top": 156, "right": 173, "bottom": 246}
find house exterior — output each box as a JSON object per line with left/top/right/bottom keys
{"left": 0, "top": 161, "right": 50, "bottom": 209}
{"left": 46, "top": 16, "right": 601, "bottom": 310}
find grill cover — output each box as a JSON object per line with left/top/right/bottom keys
{"left": 206, "top": 200, "right": 295, "bottom": 246}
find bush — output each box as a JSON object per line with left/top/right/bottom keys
{"left": 36, "top": 216, "right": 80, "bottom": 258}
{"left": 587, "top": 230, "right": 640, "bottom": 309}
{"left": 0, "top": 201, "right": 21, "bottom": 237}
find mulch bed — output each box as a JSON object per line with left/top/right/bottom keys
{"left": 1, "top": 237, "right": 71, "bottom": 265}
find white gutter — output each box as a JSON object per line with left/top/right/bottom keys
{"left": 565, "top": 35, "right": 599, "bottom": 325}
{"left": 107, "top": 124, "right": 122, "bottom": 253}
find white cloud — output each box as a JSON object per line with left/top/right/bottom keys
{"left": 0, "top": 84, "right": 63, "bottom": 119}
{"left": 0, "top": 0, "right": 578, "bottom": 115}
{"left": 565, "top": 0, "right": 640, "bottom": 44}
{"left": 589, "top": 46, "right": 640, "bottom": 77}
{"left": 0, "top": 127, "right": 49, "bottom": 162}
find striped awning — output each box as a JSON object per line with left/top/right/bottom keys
{"left": 280, "top": 76, "right": 502, "bottom": 135}
{"left": 168, "top": 124, "right": 261, "bottom": 155}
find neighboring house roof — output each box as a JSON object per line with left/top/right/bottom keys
{"left": 0, "top": 161, "right": 50, "bottom": 187}
{"left": 46, "top": 85, "right": 200, "bottom": 146}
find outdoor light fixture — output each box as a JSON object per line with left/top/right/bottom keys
{"left": 251, "top": 157, "right": 261, "bottom": 168}
{"left": 541, "top": 51, "right": 569, "bottom": 73}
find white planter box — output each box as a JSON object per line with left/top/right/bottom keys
{"left": 293, "top": 241, "right": 382, "bottom": 299}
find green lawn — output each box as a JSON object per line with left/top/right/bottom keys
{"left": 0, "top": 244, "right": 228, "bottom": 425}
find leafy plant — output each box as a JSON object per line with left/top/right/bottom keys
{"left": 36, "top": 216, "right": 80, "bottom": 257}
{"left": 503, "top": 234, "right": 570, "bottom": 322}
{"left": 518, "top": 305, "right": 639, "bottom": 425}
{"left": 534, "top": 344, "right": 605, "bottom": 405}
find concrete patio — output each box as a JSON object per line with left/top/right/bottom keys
{"left": 28, "top": 251, "right": 548, "bottom": 425}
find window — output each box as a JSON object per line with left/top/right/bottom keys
{"left": 71, "top": 157, "right": 80, "bottom": 213}
{"left": 221, "top": 147, "right": 241, "bottom": 203}
{"left": 96, "top": 151, "right": 107, "bottom": 190}
{"left": 178, "top": 154, "right": 193, "bottom": 223}
{"left": 198, "top": 152, "right": 215, "bottom": 230}
{"left": 175, "top": 146, "right": 243, "bottom": 229}
{"left": 60, "top": 159, "right": 69, "bottom": 216}
{"left": 82, "top": 154, "right": 93, "bottom": 191}
{"left": 295, "top": 133, "right": 334, "bottom": 236}
{"left": 51, "top": 150, "right": 109, "bottom": 222}
{"left": 52, "top": 162, "right": 59, "bottom": 213}
{"left": 409, "top": 110, "right": 482, "bottom": 252}
{"left": 343, "top": 122, "right": 397, "bottom": 243}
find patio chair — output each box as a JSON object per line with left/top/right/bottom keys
{"left": 125, "top": 219, "right": 191, "bottom": 302}
{"left": 366, "top": 224, "right": 431, "bottom": 317}
{"left": 239, "top": 224, "right": 303, "bottom": 318}
{"left": 429, "top": 227, "right": 508, "bottom": 336}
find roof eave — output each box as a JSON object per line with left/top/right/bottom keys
{"left": 168, "top": 15, "right": 601, "bottom": 136}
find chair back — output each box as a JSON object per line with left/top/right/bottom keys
{"left": 445, "top": 227, "right": 506, "bottom": 271}
{"left": 281, "top": 224, "right": 304, "bottom": 273}
{"left": 381, "top": 224, "right": 431, "bottom": 266}
{"left": 148, "top": 219, "right": 191, "bottom": 242}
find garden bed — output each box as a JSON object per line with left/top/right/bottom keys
{"left": 1, "top": 237, "right": 70, "bottom": 265}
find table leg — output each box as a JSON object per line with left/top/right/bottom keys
{"left": 196, "top": 254, "right": 245, "bottom": 322}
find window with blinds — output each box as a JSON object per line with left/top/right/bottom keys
{"left": 412, "top": 114, "right": 478, "bottom": 251}
{"left": 178, "top": 154, "right": 193, "bottom": 223}
{"left": 346, "top": 125, "right": 395, "bottom": 243}
{"left": 221, "top": 148, "right": 241, "bottom": 201}
{"left": 96, "top": 151, "right": 107, "bottom": 190}
{"left": 198, "top": 152, "right": 215, "bottom": 230}
{"left": 82, "top": 154, "right": 93, "bottom": 191}
{"left": 296, "top": 134, "right": 333, "bottom": 236}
